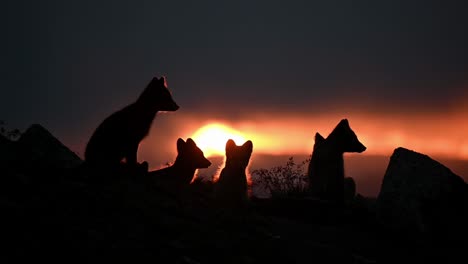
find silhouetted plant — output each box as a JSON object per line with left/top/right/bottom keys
{"left": 0, "top": 120, "right": 21, "bottom": 140}
{"left": 252, "top": 156, "right": 310, "bottom": 198}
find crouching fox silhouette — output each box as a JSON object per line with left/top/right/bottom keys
{"left": 307, "top": 119, "right": 366, "bottom": 204}
{"left": 85, "top": 76, "right": 179, "bottom": 170}
{"left": 214, "top": 139, "right": 253, "bottom": 208}
{"left": 148, "top": 138, "right": 211, "bottom": 190}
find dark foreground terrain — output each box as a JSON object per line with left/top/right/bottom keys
{"left": 1, "top": 166, "right": 465, "bottom": 263}
{"left": 1, "top": 125, "right": 467, "bottom": 262}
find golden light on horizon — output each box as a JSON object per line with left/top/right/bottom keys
{"left": 170, "top": 110, "right": 468, "bottom": 162}
{"left": 191, "top": 123, "right": 246, "bottom": 157}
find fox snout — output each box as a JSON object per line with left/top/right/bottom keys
{"left": 357, "top": 142, "right": 366, "bottom": 153}
{"left": 163, "top": 101, "right": 180, "bottom": 111}
{"left": 200, "top": 158, "right": 212, "bottom": 168}
{"left": 171, "top": 103, "right": 180, "bottom": 111}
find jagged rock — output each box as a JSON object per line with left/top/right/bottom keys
{"left": 8, "top": 124, "right": 82, "bottom": 170}
{"left": 376, "top": 147, "right": 468, "bottom": 241}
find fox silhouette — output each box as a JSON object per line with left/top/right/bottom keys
{"left": 148, "top": 138, "right": 211, "bottom": 189}
{"left": 85, "top": 76, "right": 179, "bottom": 169}
{"left": 214, "top": 139, "right": 253, "bottom": 207}
{"left": 307, "top": 119, "right": 366, "bottom": 204}
{"left": 312, "top": 132, "right": 357, "bottom": 203}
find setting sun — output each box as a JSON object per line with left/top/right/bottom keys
{"left": 191, "top": 123, "right": 246, "bottom": 157}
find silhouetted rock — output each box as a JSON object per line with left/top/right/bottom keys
{"left": 376, "top": 147, "right": 468, "bottom": 242}
{"left": 13, "top": 124, "right": 82, "bottom": 170}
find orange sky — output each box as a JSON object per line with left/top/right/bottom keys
{"left": 136, "top": 107, "right": 468, "bottom": 168}
{"left": 136, "top": 110, "right": 468, "bottom": 197}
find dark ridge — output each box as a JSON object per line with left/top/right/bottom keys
{"left": 15, "top": 124, "right": 83, "bottom": 169}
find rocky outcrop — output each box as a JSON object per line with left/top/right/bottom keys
{"left": 376, "top": 147, "right": 468, "bottom": 241}
{"left": 1, "top": 124, "right": 82, "bottom": 170}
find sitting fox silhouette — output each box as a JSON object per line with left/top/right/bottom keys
{"left": 148, "top": 138, "right": 211, "bottom": 189}
{"left": 214, "top": 139, "right": 253, "bottom": 207}
{"left": 307, "top": 119, "right": 366, "bottom": 204}
{"left": 85, "top": 76, "right": 179, "bottom": 169}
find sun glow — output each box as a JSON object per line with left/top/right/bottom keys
{"left": 168, "top": 109, "right": 468, "bottom": 162}
{"left": 191, "top": 123, "right": 246, "bottom": 157}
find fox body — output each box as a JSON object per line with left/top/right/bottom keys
{"left": 148, "top": 138, "right": 211, "bottom": 189}
{"left": 308, "top": 119, "right": 366, "bottom": 204}
{"left": 214, "top": 139, "right": 253, "bottom": 207}
{"left": 85, "top": 77, "right": 179, "bottom": 169}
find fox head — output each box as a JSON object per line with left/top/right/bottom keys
{"left": 328, "top": 119, "right": 366, "bottom": 153}
{"left": 225, "top": 139, "right": 253, "bottom": 169}
{"left": 138, "top": 76, "right": 180, "bottom": 111}
{"left": 176, "top": 138, "right": 211, "bottom": 169}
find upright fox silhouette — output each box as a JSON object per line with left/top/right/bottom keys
{"left": 148, "top": 138, "right": 211, "bottom": 189}
{"left": 214, "top": 139, "right": 253, "bottom": 207}
{"left": 307, "top": 119, "right": 366, "bottom": 204}
{"left": 85, "top": 76, "right": 179, "bottom": 169}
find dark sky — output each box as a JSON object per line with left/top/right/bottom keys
{"left": 2, "top": 0, "right": 468, "bottom": 156}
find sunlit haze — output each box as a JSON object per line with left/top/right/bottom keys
{"left": 151, "top": 109, "right": 468, "bottom": 163}
{"left": 191, "top": 123, "right": 246, "bottom": 157}
{"left": 135, "top": 110, "right": 468, "bottom": 196}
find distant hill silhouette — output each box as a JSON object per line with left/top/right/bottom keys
{"left": 0, "top": 124, "right": 82, "bottom": 171}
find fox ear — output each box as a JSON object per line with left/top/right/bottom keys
{"left": 226, "top": 139, "right": 236, "bottom": 153}
{"left": 177, "top": 138, "right": 186, "bottom": 152}
{"left": 186, "top": 138, "right": 196, "bottom": 146}
{"left": 314, "top": 133, "right": 325, "bottom": 149}
{"left": 315, "top": 133, "right": 325, "bottom": 143}
{"left": 242, "top": 140, "right": 253, "bottom": 153}
{"left": 332, "top": 119, "right": 350, "bottom": 134}
{"left": 339, "top": 119, "right": 349, "bottom": 127}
